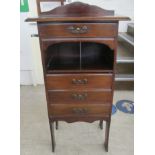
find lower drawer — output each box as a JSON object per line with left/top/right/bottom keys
{"left": 48, "top": 90, "right": 112, "bottom": 104}
{"left": 48, "top": 104, "right": 111, "bottom": 117}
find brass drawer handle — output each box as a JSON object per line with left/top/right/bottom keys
{"left": 72, "top": 93, "right": 87, "bottom": 100}
{"left": 72, "top": 108, "right": 88, "bottom": 115}
{"left": 72, "top": 78, "right": 88, "bottom": 84}
{"left": 67, "top": 25, "right": 88, "bottom": 34}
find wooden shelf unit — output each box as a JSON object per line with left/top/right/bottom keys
{"left": 26, "top": 2, "right": 130, "bottom": 152}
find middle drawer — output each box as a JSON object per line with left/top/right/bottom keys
{"left": 48, "top": 90, "right": 112, "bottom": 104}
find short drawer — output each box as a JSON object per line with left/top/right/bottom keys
{"left": 48, "top": 104, "right": 111, "bottom": 116}
{"left": 46, "top": 74, "right": 113, "bottom": 90}
{"left": 39, "top": 23, "right": 117, "bottom": 38}
{"left": 48, "top": 90, "right": 112, "bottom": 104}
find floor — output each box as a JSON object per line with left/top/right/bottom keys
{"left": 21, "top": 85, "right": 134, "bottom": 155}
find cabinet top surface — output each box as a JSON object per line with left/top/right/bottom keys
{"left": 26, "top": 2, "right": 130, "bottom": 22}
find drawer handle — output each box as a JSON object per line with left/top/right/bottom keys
{"left": 72, "top": 108, "right": 88, "bottom": 115}
{"left": 67, "top": 25, "right": 88, "bottom": 34}
{"left": 72, "top": 78, "right": 88, "bottom": 84}
{"left": 72, "top": 93, "right": 87, "bottom": 100}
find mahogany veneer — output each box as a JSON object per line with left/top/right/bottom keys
{"left": 49, "top": 104, "right": 111, "bottom": 116}
{"left": 46, "top": 74, "right": 113, "bottom": 89}
{"left": 48, "top": 90, "right": 112, "bottom": 104}
{"left": 26, "top": 1, "right": 130, "bottom": 152}
{"left": 39, "top": 23, "right": 118, "bottom": 38}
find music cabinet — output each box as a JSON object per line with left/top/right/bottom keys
{"left": 26, "top": 1, "right": 129, "bottom": 152}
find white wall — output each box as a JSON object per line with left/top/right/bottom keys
{"left": 20, "top": 13, "right": 34, "bottom": 85}
{"left": 21, "top": 0, "right": 134, "bottom": 85}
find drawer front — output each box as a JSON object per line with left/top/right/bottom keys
{"left": 48, "top": 90, "right": 112, "bottom": 104}
{"left": 39, "top": 23, "right": 117, "bottom": 38}
{"left": 49, "top": 104, "right": 111, "bottom": 116}
{"left": 46, "top": 74, "right": 113, "bottom": 90}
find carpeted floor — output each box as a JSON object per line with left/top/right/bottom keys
{"left": 21, "top": 85, "right": 134, "bottom": 155}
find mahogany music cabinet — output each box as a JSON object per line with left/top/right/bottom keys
{"left": 26, "top": 1, "right": 129, "bottom": 152}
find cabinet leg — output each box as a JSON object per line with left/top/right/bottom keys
{"left": 99, "top": 120, "right": 103, "bottom": 129}
{"left": 49, "top": 122, "right": 55, "bottom": 152}
{"left": 104, "top": 119, "right": 111, "bottom": 152}
{"left": 56, "top": 121, "right": 58, "bottom": 130}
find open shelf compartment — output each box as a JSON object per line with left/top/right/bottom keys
{"left": 45, "top": 42, "right": 114, "bottom": 73}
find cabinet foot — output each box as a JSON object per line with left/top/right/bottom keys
{"left": 99, "top": 120, "right": 103, "bottom": 129}
{"left": 104, "top": 142, "right": 108, "bottom": 152}
{"left": 56, "top": 121, "right": 58, "bottom": 130}
{"left": 104, "top": 119, "right": 111, "bottom": 152}
{"left": 49, "top": 122, "right": 56, "bottom": 152}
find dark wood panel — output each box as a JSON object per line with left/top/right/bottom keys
{"left": 46, "top": 74, "right": 113, "bottom": 90}
{"left": 48, "top": 104, "right": 111, "bottom": 116}
{"left": 39, "top": 23, "right": 117, "bottom": 38}
{"left": 48, "top": 90, "right": 112, "bottom": 104}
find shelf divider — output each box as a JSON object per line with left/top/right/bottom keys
{"left": 80, "top": 41, "right": 82, "bottom": 70}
